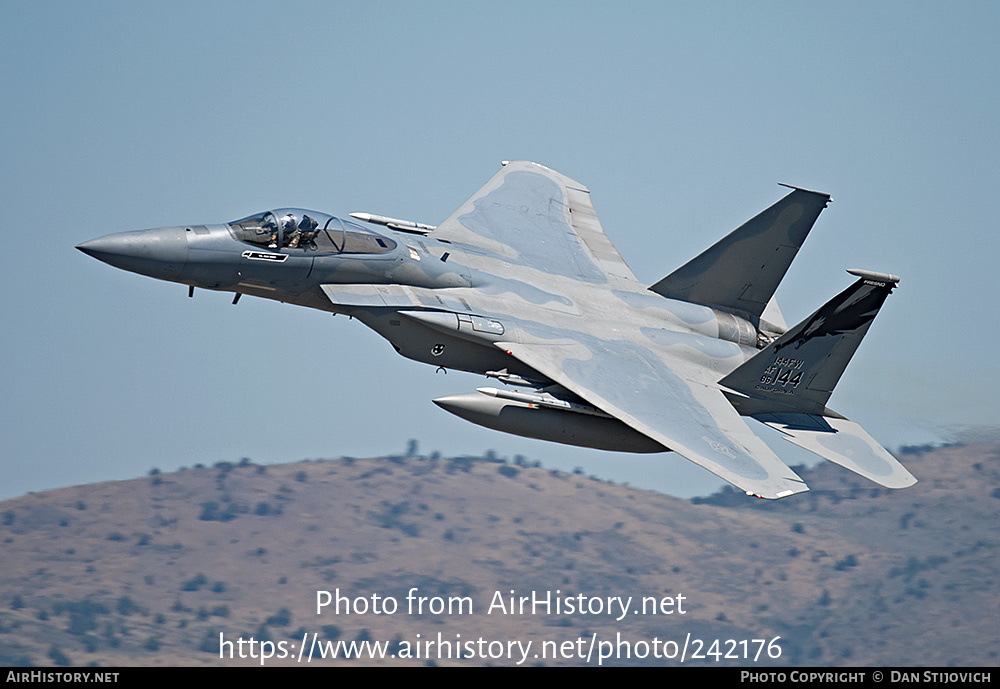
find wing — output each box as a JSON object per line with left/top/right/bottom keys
{"left": 498, "top": 338, "right": 809, "bottom": 498}
{"left": 432, "top": 161, "right": 637, "bottom": 284}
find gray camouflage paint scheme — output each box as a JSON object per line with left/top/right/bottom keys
{"left": 77, "top": 161, "right": 915, "bottom": 499}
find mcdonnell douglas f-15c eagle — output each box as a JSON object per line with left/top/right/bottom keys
{"left": 77, "top": 161, "right": 915, "bottom": 499}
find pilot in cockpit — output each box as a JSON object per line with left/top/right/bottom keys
{"left": 297, "top": 214, "right": 319, "bottom": 248}
{"left": 282, "top": 212, "right": 302, "bottom": 248}
{"left": 264, "top": 214, "right": 279, "bottom": 248}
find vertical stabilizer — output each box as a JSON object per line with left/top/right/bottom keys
{"left": 720, "top": 270, "right": 900, "bottom": 416}
{"left": 650, "top": 186, "right": 831, "bottom": 320}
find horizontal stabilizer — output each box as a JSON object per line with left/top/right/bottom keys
{"left": 754, "top": 413, "right": 916, "bottom": 489}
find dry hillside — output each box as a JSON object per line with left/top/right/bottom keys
{"left": 0, "top": 443, "right": 997, "bottom": 666}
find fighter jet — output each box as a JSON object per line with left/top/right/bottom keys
{"left": 77, "top": 161, "right": 915, "bottom": 498}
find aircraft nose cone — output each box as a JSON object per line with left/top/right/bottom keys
{"left": 76, "top": 227, "right": 189, "bottom": 282}
{"left": 75, "top": 235, "right": 124, "bottom": 260}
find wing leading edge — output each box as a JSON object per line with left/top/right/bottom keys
{"left": 497, "top": 339, "right": 808, "bottom": 499}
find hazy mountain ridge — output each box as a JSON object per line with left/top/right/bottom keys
{"left": 1, "top": 444, "right": 997, "bottom": 666}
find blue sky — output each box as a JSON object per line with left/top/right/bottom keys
{"left": 2, "top": 1, "right": 998, "bottom": 500}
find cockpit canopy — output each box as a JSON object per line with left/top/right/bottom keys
{"left": 228, "top": 208, "right": 397, "bottom": 254}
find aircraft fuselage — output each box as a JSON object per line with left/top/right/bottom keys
{"left": 77, "top": 163, "right": 912, "bottom": 499}
{"left": 78, "top": 218, "right": 760, "bottom": 381}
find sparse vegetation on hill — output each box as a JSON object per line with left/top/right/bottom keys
{"left": 0, "top": 444, "right": 997, "bottom": 666}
